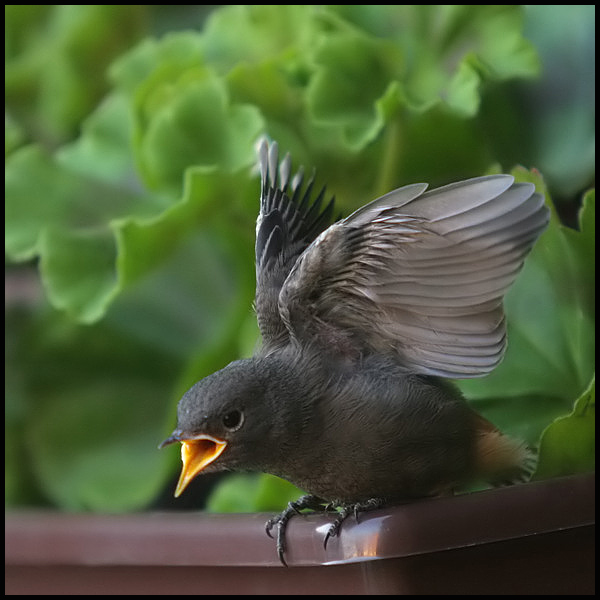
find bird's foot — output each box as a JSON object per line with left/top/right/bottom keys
{"left": 265, "top": 494, "right": 326, "bottom": 566}
{"left": 265, "top": 495, "right": 386, "bottom": 564}
{"left": 323, "top": 497, "right": 386, "bottom": 548}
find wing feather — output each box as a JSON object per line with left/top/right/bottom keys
{"left": 278, "top": 175, "right": 549, "bottom": 377}
{"left": 254, "top": 141, "right": 336, "bottom": 349}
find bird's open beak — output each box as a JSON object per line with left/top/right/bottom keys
{"left": 161, "top": 433, "right": 228, "bottom": 497}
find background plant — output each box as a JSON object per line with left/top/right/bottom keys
{"left": 5, "top": 5, "right": 594, "bottom": 512}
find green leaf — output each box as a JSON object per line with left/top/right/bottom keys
{"left": 5, "top": 94, "right": 260, "bottom": 324}
{"left": 533, "top": 377, "right": 595, "bottom": 479}
{"left": 56, "top": 93, "right": 138, "bottom": 183}
{"left": 134, "top": 70, "right": 264, "bottom": 194}
{"left": 206, "top": 473, "right": 303, "bottom": 513}
{"left": 5, "top": 5, "right": 147, "bottom": 144}
{"left": 6, "top": 218, "right": 255, "bottom": 510}
{"left": 111, "top": 32, "right": 265, "bottom": 195}
{"left": 307, "top": 30, "right": 403, "bottom": 149}
{"left": 6, "top": 311, "right": 179, "bottom": 511}
{"left": 112, "top": 218, "right": 255, "bottom": 362}
{"left": 39, "top": 227, "right": 118, "bottom": 323}
{"left": 5, "top": 140, "right": 158, "bottom": 323}
{"left": 198, "top": 5, "right": 316, "bottom": 73}
{"left": 445, "top": 58, "right": 482, "bottom": 117}
{"left": 305, "top": 5, "right": 540, "bottom": 151}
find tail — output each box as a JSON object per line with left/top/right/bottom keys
{"left": 471, "top": 413, "right": 537, "bottom": 486}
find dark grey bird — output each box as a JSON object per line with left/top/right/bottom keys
{"left": 160, "top": 140, "right": 549, "bottom": 563}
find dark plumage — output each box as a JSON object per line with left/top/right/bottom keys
{"left": 161, "top": 140, "right": 549, "bottom": 563}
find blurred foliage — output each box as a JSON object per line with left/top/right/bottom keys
{"left": 534, "top": 377, "right": 595, "bottom": 480}
{"left": 5, "top": 5, "right": 594, "bottom": 513}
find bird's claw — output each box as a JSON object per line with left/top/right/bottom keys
{"left": 265, "top": 516, "right": 286, "bottom": 564}
{"left": 264, "top": 494, "right": 324, "bottom": 566}
{"left": 323, "top": 498, "right": 385, "bottom": 548}
{"left": 266, "top": 495, "right": 386, "bottom": 562}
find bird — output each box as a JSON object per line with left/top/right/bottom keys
{"left": 160, "top": 139, "right": 550, "bottom": 564}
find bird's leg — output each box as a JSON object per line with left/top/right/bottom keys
{"left": 265, "top": 494, "right": 325, "bottom": 565}
{"left": 323, "top": 497, "right": 386, "bottom": 548}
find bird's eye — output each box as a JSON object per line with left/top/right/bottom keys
{"left": 222, "top": 409, "right": 244, "bottom": 431}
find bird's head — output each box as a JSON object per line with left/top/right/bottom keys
{"left": 159, "top": 358, "right": 283, "bottom": 497}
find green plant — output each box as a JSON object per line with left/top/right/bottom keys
{"left": 5, "top": 5, "right": 594, "bottom": 512}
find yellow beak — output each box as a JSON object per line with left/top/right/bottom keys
{"left": 174, "top": 435, "right": 228, "bottom": 497}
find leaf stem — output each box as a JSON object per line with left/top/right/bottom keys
{"left": 375, "top": 118, "right": 403, "bottom": 197}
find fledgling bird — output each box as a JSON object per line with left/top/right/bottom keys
{"left": 160, "top": 140, "right": 549, "bottom": 564}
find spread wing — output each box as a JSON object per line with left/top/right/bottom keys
{"left": 278, "top": 175, "right": 550, "bottom": 378}
{"left": 254, "top": 141, "right": 336, "bottom": 349}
